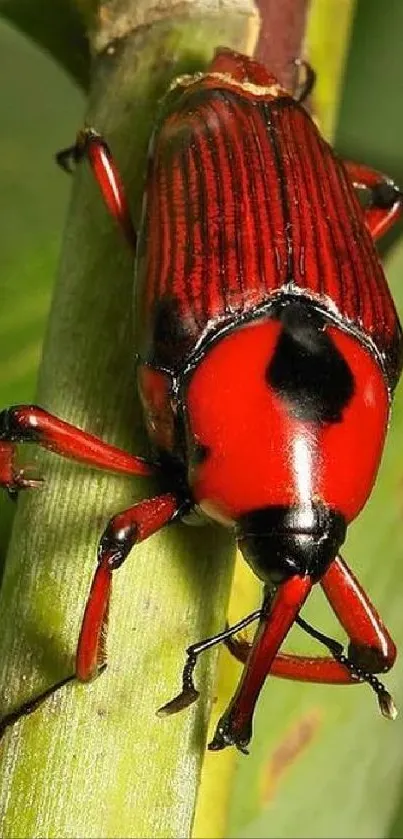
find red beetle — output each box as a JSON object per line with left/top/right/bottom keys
{"left": 1, "top": 49, "right": 402, "bottom": 752}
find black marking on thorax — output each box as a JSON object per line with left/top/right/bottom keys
{"left": 267, "top": 302, "right": 354, "bottom": 423}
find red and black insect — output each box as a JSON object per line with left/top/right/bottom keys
{"left": 1, "top": 49, "right": 402, "bottom": 753}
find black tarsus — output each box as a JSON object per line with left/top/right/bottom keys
{"left": 55, "top": 127, "right": 104, "bottom": 174}
{"left": 157, "top": 608, "right": 263, "bottom": 716}
{"left": 0, "top": 664, "right": 108, "bottom": 740}
{"left": 353, "top": 175, "right": 403, "bottom": 213}
{"left": 296, "top": 614, "right": 396, "bottom": 719}
{"left": 0, "top": 674, "right": 74, "bottom": 739}
{"left": 370, "top": 180, "right": 403, "bottom": 211}
{"left": 295, "top": 614, "right": 344, "bottom": 657}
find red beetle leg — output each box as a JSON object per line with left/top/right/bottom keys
{"left": 226, "top": 555, "right": 396, "bottom": 685}
{"left": 56, "top": 128, "right": 137, "bottom": 249}
{"left": 0, "top": 405, "right": 154, "bottom": 497}
{"left": 0, "top": 494, "right": 181, "bottom": 738}
{"left": 344, "top": 160, "right": 402, "bottom": 241}
{"left": 76, "top": 493, "right": 181, "bottom": 681}
{"left": 321, "top": 554, "right": 396, "bottom": 673}
{"left": 209, "top": 576, "right": 312, "bottom": 753}
{"left": 225, "top": 636, "right": 353, "bottom": 683}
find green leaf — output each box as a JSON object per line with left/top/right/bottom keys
{"left": 0, "top": 19, "right": 84, "bottom": 566}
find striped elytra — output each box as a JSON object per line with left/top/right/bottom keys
{"left": 134, "top": 66, "right": 402, "bottom": 388}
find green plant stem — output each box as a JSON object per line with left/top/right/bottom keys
{"left": 0, "top": 6, "right": 259, "bottom": 837}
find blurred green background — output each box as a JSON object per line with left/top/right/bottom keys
{"left": 1, "top": 1, "right": 403, "bottom": 837}
{"left": 0, "top": 20, "right": 84, "bottom": 557}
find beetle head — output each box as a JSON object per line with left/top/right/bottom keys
{"left": 237, "top": 503, "right": 346, "bottom": 584}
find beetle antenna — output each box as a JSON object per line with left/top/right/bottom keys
{"left": 295, "top": 615, "right": 397, "bottom": 720}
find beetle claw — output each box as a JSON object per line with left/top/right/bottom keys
{"left": 8, "top": 469, "right": 44, "bottom": 498}
{"left": 208, "top": 711, "right": 251, "bottom": 754}
{"left": 377, "top": 689, "right": 398, "bottom": 721}
{"left": 5, "top": 469, "right": 44, "bottom": 500}
{"left": 156, "top": 686, "right": 199, "bottom": 716}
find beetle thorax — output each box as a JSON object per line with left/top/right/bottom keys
{"left": 184, "top": 304, "right": 389, "bottom": 579}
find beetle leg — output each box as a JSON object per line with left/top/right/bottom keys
{"left": 344, "top": 160, "right": 403, "bottom": 241}
{"left": 56, "top": 127, "right": 137, "bottom": 249}
{"left": 0, "top": 404, "right": 154, "bottom": 498}
{"left": 321, "top": 554, "right": 396, "bottom": 674}
{"left": 226, "top": 633, "right": 355, "bottom": 682}
{"left": 157, "top": 608, "right": 263, "bottom": 716}
{"left": 76, "top": 493, "right": 181, "bottom": 680}
{"left": 226, "top": 555, "right": 396, "bottom": 716}
{"left": 209, "top": 576, "right": 313, "bottom": 753}
{"left": 0, "top": 671, "right": 79, "bottom": 739}
{"left": 0, "top": 494, "right": 181, "bottom": 739}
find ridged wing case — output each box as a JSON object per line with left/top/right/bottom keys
{"left": 135, "top": 67, "right": 402, "bottom": 388}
